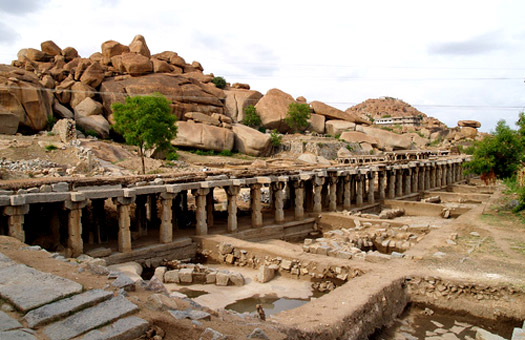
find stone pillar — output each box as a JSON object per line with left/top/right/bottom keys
{"left": 431, "top": 165, "right": 437, "bottom": 188}
{"left": 378, "top": 171, "right": 386, "bottom": 201}
{"left": 388, "top": 170, "right": 396, "bottom": 199}
{"left": 425, "top": 165, "right": 431, "bottom": 190}
{"left": 64, "top": 200, "right": 87, "bottom": 258}
{"left": 135, "top": 195, "right": 147, "bottom": 237}
{"left": 304, "top": 180, "right": 314, "bottom": 212}
{"left": 404, "top": 169, "right": 411, "bottom": 195}
{"left": 436, "top": 165, "right": 442, "bottom": 188}
{"left": 272, "top": 181, "right": 285, "bottom": 223}
{"left": 336, "top": 178, "right": 344, "bottom": 206}
{"left": 206, "top": 188, "right": 214, "bottom": 227}
{"left": 159, "top": 193, "right": 174, "bottom": 244}
{"left": 113, "top": 197, "right": 134, "bottom": 253}
{"left": 292, "top": 180, "right": 305, "bottom": 220}
{"left": 225, "top": 185, "right": 240, "bottom": 232}
{"left": 313, "top": 176, "right": 325, "bottom": 213}
{"left": 396, "top": 169, "right": 403, "bottom": 197}
{"left": 442, "top": 165, "right": 447, "bottom": 187}
{"left": 3, "top": 205, "right": 29, "bottom": 242}
{"left": 367, "top": 171, "right": 375, "bottom": 204}
{"left": 250, "top": 184, "right": 263, "bottom": 227}
{"left": 419, "top": 166, "right": 426, "bottom": 191}
{"left": 356, "top": 174, "right": 363, "bottom": 207}
{"left": 447, "top": 164, "right": 453, "bottom": 185}
{"left": 191, "top": 188, "right": 210, "bottom": 235}
{"left": 328, "top": 176, "right": 338, "bottom": 212}
{"left": 411, "top": 167, "right": 418, "bottom": 193}
{"left": 343, "top": 175, "right": 352, "bottom": 210}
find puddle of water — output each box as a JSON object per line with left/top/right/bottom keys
{"left": 225, "top": 295, "right": 310, "bottom": 316}
{"left": 176, "top": 288, "right": 209, "bottom": 298}
{"left": 370, "top": 304, "right": 519, "bottom": 340}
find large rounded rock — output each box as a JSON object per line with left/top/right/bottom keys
{"left": 100, "top": 73, "right": 224, "bottom": 117}
{"left": 325, "top": 120, "right": 355, "bottom": 136}
{"left": 224, "top": 89, "right": 263, "bottom": 123}
{"left": 74, "top": 97, "right": 103, "bottom": 117}
{"left": 76, "top": 114, "right": 110, "bottom": 138}
{"left": 41, "top": 40, "right": 62, "bottom": 56}
{"left": 340, "top": 131, "right": 378, "bottom": 146}
{"left": 80, "top": 62, "right": 105, "bottom": 88}
{"left": 172, "top": 121, "right": 234, "bottom": 151}
{"left": 61, "top": 47, "right": 79, "bottom": 62}
{"left": 129, "top": 34, "right": 151, "bottom": 57}
{"left": 24, "top": 48, "right": 52, "bottom": 62}
{"left": 255, "top": 88, "right": 295, "bottom": 133}
{"left": 457, "top": 120, "right": 481, "bottom": 128}
{"left": 0, "top": 65, "right": 53, "bottom": 131}
{"left": 460, "top": 126, "right": 478, "bottom": 138}
{"left": 308, "top": 113, "right": 325, "bottom": 134}
{"left": 70, "top": 82, "right": 95, "bottom": 108}
{"left": 0, "top": 111, "right": 19, "bottom": 135}
{"left": 232, "top": 123, "right": 271, "bottom": 156}
{"left": 311, "top": 101, "right": 369, "bottom": 124}
{"left": 120, "top": 52, "right": 153, "bottom": 76}
{"left": 358, "top": 126, "right": 412, "bottom": 151}
{"left": 101, "top": 40, "right": 129, "bottom": 59}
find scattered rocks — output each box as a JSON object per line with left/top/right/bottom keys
{"left": 162, "top": 263, "right": 245, "bottom": 287}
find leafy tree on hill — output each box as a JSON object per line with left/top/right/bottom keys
{"left": 285, "top": 102, "right": 311, "bottom": 133}
{"left": 243, "top": 105, "right": 262, "bottom": 128}
{"left": 112, "top": 93, "right": 177, "bottom": 174}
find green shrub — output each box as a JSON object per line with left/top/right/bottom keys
{"left": 243, "top": 105, "right": 262, "bottom": 128}
{"left": 167, "top": 151, "right": 179, "bottom": 161}
{"left": 258, "top": 127, "right": 266, "bottom": 133}
{"left": 45, "top": 144, "right": 57, "bottom": 151}
{"left": 346, "top": 145, "right": 354, "bottom": 152}
{"left": 85, "top": 129, "right": 99, "bottom": 137}
{"left": 219, "top": 150, "right": 233, "bottom": 157}
{"left": 381, "top": 114, "right": 392, "bottom": 118}
{"left": 285, "top": 103, "right": 310, "bottom": 132}
{"left": 46, "top": 115, "right": 57, "bottom": 131}
{"left": 211, "top": 76, "right": 226, "bottom": 89}
{"left": 270, "top": 130, "right": 282, "bottom": 147}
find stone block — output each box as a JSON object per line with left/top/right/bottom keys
{"left": 205, "top": 272, "right": 216, "bottom": 284}
{"left": 0, "top": 264, "right": 83, "bottom": 312}
{"left": 24, "top": 289, "right": 113, "bottom": 328}
{"left": 475, "top": 328, "right": 506, "bottom": 340}
{"left": 111, "top": 274, "right": 136, "bottom": 291}
{"left": 215, "top": 272, "right": 229, "bottom": 286}
{"left": 75, "top": 316, "right": 149, "bottom": 340}
{"left": 153, "top": 266, "right": 167, "bottom": 282}
{"left": 256, "top": 265, "right": 275, "bottom": 283}
{"left": 229, "top": 273, "right": 244, "bottom": 286}
{"left": 51, "top": 182, "right": 69, "bottom": 193}
{"left": 0, "top": 310, "right": 22, "bottom": 331}
{"left": 179, "top": 268, "right": 193, "bottom": 284}
{"left": 43, "top": 296, "right": 139, "bottom": 340}
{"left": 280, "top": 259, "right": 292, "bottom": 271}
{"left": 218, "top": 243, "right": 233, "bottom": 255}
{"left": 225, "top": 254, "right": 235, "bottom": 264}
{"left": 0, "top": 330, "right": 37, "bottom": 340}
{"left": 164, "top": 270, "right": 180, "bottom": 284}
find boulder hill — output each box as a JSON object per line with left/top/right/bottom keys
{"left": 0, "top": 34, "right": 481, "bottom": 155}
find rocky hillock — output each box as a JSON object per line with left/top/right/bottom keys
{"left": 0, "top": 35, "right": 483, "bottom": 158}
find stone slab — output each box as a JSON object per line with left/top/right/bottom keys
{"left": 0, "top": 253, "right": 14, "bottom": 269}
{"left": 24, "top": 289, "right": 113, "bottom": 328}
{"left": 0, "top": 264, "right": 83, "bottom": 312}
{"left": 0, "top": 310, "right": 22, "bottom": 331}
{"left": 43, "top": 295, "right": 139, "bottom": 340}
{"left": 0, "top": 329, "right": 38, "bottom": 340}
{"left": 75, "top": 316, "right": 149, "bottom": 340}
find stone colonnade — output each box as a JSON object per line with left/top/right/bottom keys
{"left": 0, "top": 158, "right": 468, "bottom": 257}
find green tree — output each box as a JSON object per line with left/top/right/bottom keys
{"left": 243, "top": 105, "right": 261, "bottom": 128}
{"left": 285, "top": 102, "right": 311, "bottom": 133}
{"left": 112, "top": 93, "right": 177, "bottom": 174}
{"left": 463, "top": 119, "right": 523, "bottom": 179}
{"left": 211, "top": 76, "right": 226, "bottom": 89}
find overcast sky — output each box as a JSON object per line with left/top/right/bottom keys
{"left": 1, "top": 0, "right": 524, "bottom": 132}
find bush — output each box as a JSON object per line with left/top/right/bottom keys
{"left": 45, "top": 144, "right": 57, "bottom": 151}
{"left": 243, "top": 105, "right": 261, "bottom": 128}
{"left": 270, "top": 130, "right": 282, "bottom": 147}
{"left": 46, "top": 115, "right": 57, "bottom": 131}
{"left": 211, "top": 76, "right": 226, "bottom": 89}
{"left": 219, "top": 150, "right": 233, "bottom": 157}
{"left": 167, "top": 151, "right": 179, "bottom": 161}
{"left": 285, "top": 102, "right": 311, "bottom": 132}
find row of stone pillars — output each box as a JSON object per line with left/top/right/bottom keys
{"left": 1, "top": 160, "right": 467, "bottom": 257}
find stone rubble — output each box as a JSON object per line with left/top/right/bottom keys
{"left": 162, "top": 261, "right": 245, "bottom": 287}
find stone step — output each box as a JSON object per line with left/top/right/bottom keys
{"left": 43, "top": 295, "right": 139, "bottom": 340}
{"left": 24, "top": 289, "right": 113, "bottom": 328}
{"left": 0, "top": 310, "right": 22, "bottom": 331}
{"left": 75, "top": 316, "right": 149, "bottom": 340}
{"left": 0, "top": 264, "right": 83, "bottom": 312}
{"left": 0, "top": 329, "right": 38, "bottom": 340}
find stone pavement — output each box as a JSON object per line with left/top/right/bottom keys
{"left": 0, "top": 252, "right": 149, "bottom": 340}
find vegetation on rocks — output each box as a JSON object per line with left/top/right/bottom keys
{"left": 112, "top": 93, "right": 177, "bottom": 174}
{"left": 285, "top": 102, "right": 311, "bottom": 133}
{"left": 211, "top": 76, "right": 226, "bottom": 89}
{"left": 242, "top": 105, "right": 261, "bottom": 128}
